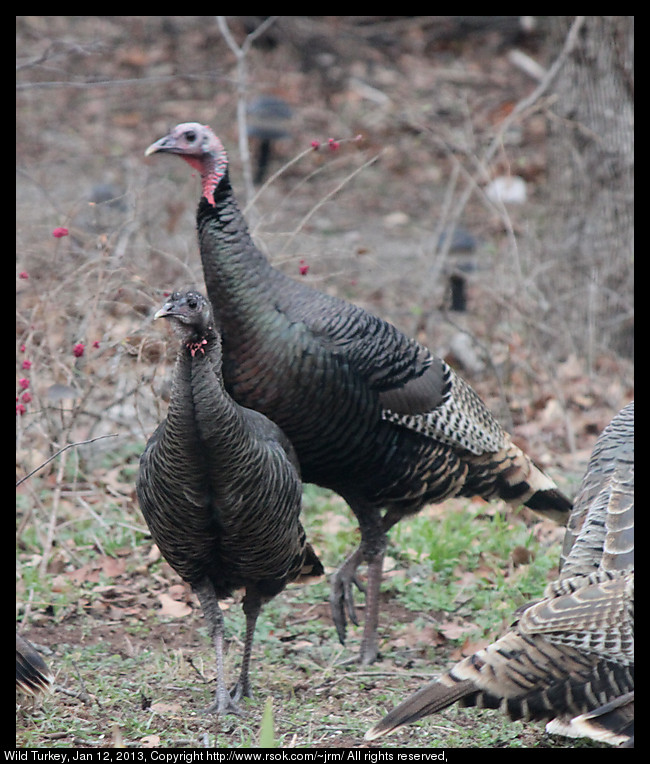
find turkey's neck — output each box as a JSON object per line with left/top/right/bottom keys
{"left": 179, "top": 331, "right": 230, "bottom": 416}
{"left": 196, "top": 170, "right": 281, "bottom": 326}
{"left": 185, "top": 330, "right": 252, "bottom": 455}
{"left": 183, "top": 329, "right": 224, "bottom": 387}
{"left": 164, "top": 330, "right": 224, "bottom": 445}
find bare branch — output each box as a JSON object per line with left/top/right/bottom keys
{"left": 284, "top": 150, "right": 383, "bottom": 252}
{"left": 216, "top": 17, "right": 279, "bottom": 206}
{"left": 16, "top": 433, "right": 118, "bottom": 487}
{"left": 482, "top": 16, "right": 586, "bottom": 168}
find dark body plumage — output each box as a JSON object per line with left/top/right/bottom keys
{"left": 145, "top": 124, "right": 572, "bottom": 665}
{"left": 16, "top": 633, "right": 53, "bottom": 698}
{"left": 366, "top": 401, "right": 634, "bottom": 747}
{"left": 136, "top": 290, "right": 322, "bottom": 715}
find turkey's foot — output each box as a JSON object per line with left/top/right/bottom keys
{"left": 332, "top": 550, "right": 384, "bottom": 665}
{"left": 329, "top": 547, "right": 365, "bottom": 644}
{"left": 230, "top": 678, "right": 252, "bottom": 704}
{"left": 201, "top": 685, "right": 244, "bottom": 717}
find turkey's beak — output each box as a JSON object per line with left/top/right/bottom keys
{"left": 154, "top": 303, "right": 174, "bottom": 320}
{"left": 145, "top": 135, "right": 174, "bottom": 157}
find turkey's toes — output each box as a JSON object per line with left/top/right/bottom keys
{"left": 201, "top": 687, "right": 244, "bottom": 717}
{"left": 351, "top": 574, "right": 366, "bottom": 595}
{"left": 345, "top": 573, "right": 365, "bottom": 624}
{"left": 359, "top": 639, "right": 381, "bottom": 667}
{"left": 330, "top": 568, "right": 364, "bottom": 643}
{"left": 230, "top": 679, "right": 252, "bottom": 703}
{"left": 336, "top": 646, "right": 382, "bottom": 667}
{"left": 329, "top": 577, "right": 350, "bottom": 644}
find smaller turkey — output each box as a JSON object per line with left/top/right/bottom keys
{"left": 365, "top": 401, "right": 634, "bottom": 747}
{"left": 136, "top": 290, "right": 323, "bottom": 715}
{"left": 16, "top": 633, "right": 53, "bottom": 698}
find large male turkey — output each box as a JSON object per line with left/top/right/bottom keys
{"left": 366, "top": 401, "right": 634, "bottom": 747}
{"left": 136, "top": 290, "right": 323, "bottom": 715}
{"left": 145, "top": 123, "right": 572, "bottom": 666}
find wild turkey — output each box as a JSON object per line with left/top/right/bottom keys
{"left": 16, "top": 632, "right": 53, "bottom": 697}
{"left": 136, "top": 290, "right": 323, "bottom": 715}
{"left": 365, "top": 401, "right": 634, "bottom": 747}
{"left": 145, "top": 123, "right": 572, "bottom": 666}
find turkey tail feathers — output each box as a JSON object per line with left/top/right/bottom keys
{"left": 365, "top": 677, "right": 476, "bottom": 741}
{"left": 16, "top": 633, "right": 53, "bottom": 697}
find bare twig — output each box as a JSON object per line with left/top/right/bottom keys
{"left": 16, "top": 73, "right": 221, "bottom": 91}
{"left": 39, "top": 447, "right": 67, "bottom": 577}
{"left": 55, "top": 685, "right": 92, "bottom": 705}
{"left": 444, "top": 17, "right": 586, "bottom": 258}
{"left": 186, "top": 655, "right": 208, "bottom": 683}
{"left": 435, "top": 10, "right": 584, "bottom": 262}
{"left": 413, "top": 15, "right": 586, "bottom": 264}
{"left": 16, "top": 40, "right": 101, "bottom": 72}
{"left": 489, "top": 16, "right": 586, "bottom": 149}
{"left": 243, "top": 144, "right": 318, "bottom": 216}
{"left": 16, "top": 433, "right": 118, "bottom": 487}
{"left": 283, "top": 150, "right": 383, "bottom": 252}
{"left": 216, "top": 16, "right": 279, "bottom": 206}
{"left": 62, "top": 659, "right": 95, "bottom": 707}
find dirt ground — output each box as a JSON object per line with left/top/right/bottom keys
{"left": 17, "top": 16, "right": 632, "bottom": 749}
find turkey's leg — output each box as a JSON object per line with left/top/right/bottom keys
{"left": 231, "top": 591, "right": 262, "bottom": 702}
{"left": 358, "top": 546, "right": 385, "bottom": 665}
{"left": 330, "top": 505, "right": 399, "bottom": 665}
{"left": 194, "top": 580, "right": 243, "bottom": 716}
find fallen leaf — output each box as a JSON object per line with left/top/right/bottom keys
{"left": 391, "top": 623, "right": 443, "bottom": 649}
{"left": 168, "top": 583, "right": 190, "bottom": 601}
{"left": 151, "top": 701, "right": 184, "bottom": 714}
{"left": 439, "top": 619, "right": 481, "bottom": 641}
{"left": 101, "top": 556, "right": 127, "bottom": 578}
{"left": 533, "top": 520, "right": 566, "bottom": 547}
{"left": 51, "top": 574, "right": 71, "bottom": 593}
{"left": 450, "top": 636, "right": 491, "bottom": 660}
{"left": 157, "top": 592, "right": 192, "bottom": 618}
{"left": 66, "top": 561, "right": 100, "bottom": 585}
{"left": 65, "top": 555, "right": 127, "bottom": 585}
{"left": 288, "top": 640, "right": 315, "bottom": 650}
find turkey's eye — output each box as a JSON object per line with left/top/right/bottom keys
{"left": 187, "top": 298, "right": 198, "bottom": 310}
{"left": 185, "top": 131, "right": 196, "bottom": 143}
